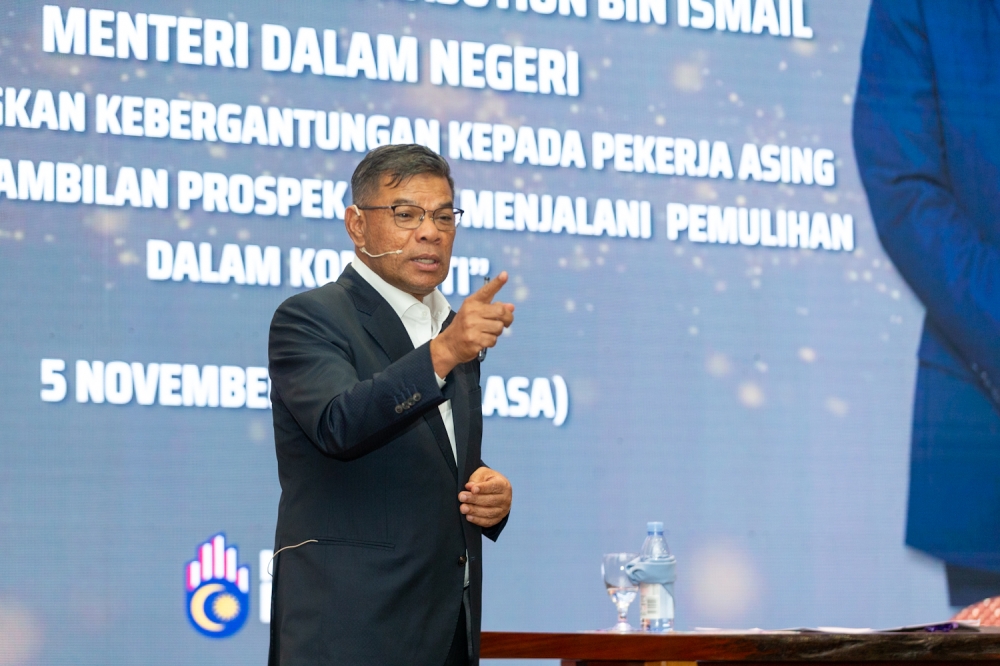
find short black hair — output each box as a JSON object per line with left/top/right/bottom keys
{"left": 350, "top": 144, "right": 455, "bottom": 206}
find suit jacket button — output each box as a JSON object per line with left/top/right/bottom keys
{"left": 458, "top": 555, "right": 467, "bottom": 565}
{"left": 413, "top": 392, "right": 421, "bottom": 401}
{"left": 394, "top": 405, "right": 403, "bottom": 414}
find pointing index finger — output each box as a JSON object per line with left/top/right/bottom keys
{"left": 470, "top": 271, "right": 508, "bottom": 303}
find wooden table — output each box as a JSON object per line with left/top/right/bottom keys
{"left": 481, "top": 630, "right": 1000, "bottom": 666}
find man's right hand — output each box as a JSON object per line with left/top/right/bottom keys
{"left": 431, "top": 271, "right": 515, "bottom": 377}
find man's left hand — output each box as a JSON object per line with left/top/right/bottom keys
{"left": 459, "top": 467, "right": 512, "bottom": 528}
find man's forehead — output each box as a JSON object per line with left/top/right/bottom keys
{"left": 377, "top": 173, "right": 453, "bottom": 204}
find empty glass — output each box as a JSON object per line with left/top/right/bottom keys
{"left": 602, "top": 552, "right": 639, "bottom": 632}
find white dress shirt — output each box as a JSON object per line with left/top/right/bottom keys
{"left": 350, "top": 259, "right": 457, "bottom": 459}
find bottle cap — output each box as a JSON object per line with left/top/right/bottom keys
{"left": 647, "top": 521, "right": 664, "bottom": 534}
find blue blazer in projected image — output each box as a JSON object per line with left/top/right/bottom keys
{"left": 854, "top": 0, "right": 1000, "bottom": 569}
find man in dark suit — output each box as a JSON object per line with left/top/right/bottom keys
{"left": 853, "top": 1, "right": 1000, "bottom": 606}
{"left": 267, "top": 144, "right": 514, "bottom": 665}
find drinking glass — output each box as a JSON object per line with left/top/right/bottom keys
{"left": 602, "top": 552, "right": 639, "bottom": 632}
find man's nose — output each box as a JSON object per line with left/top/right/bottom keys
{"left": 413, "top": 213, "right": 441, "bottom": 241}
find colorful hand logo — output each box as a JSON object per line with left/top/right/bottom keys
{"left": 185, "top": 534, "right": 250, "bottom": 638}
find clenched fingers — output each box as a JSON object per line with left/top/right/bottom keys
{"left": 492, "top": 304, "right": 515, "bottom": 327}
{"left": 462, "top": 508, "right": 507, "bottom": 527}
{"left": 478, "top": 302, "right": 510, "bottom": 319}
{"left": 480, "top": 321, "right": 505, "bottom": 337}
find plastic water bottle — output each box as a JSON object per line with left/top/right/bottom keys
{"left": 638, "top": 522, "right": 675, "bottom": 632}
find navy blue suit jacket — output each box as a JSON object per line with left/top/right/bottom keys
{"left": 266, "top": 264, "right": 506, "bottom": 665}
{"left": 854, "top": 0, "right": 1000, "bottom": 569}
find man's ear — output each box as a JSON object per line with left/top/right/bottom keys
{"left": 345, "top": 204, "right": 366, "bottom": 246}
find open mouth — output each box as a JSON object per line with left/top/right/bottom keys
{"left": 411, "top": 256, "right": 440, "bottom": 270}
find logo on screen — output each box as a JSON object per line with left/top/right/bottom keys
{"left": 185, "top": 534, "right": 250, "bottom": 638}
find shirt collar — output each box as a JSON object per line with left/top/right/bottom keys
{"left": 351, "top": 258, "right": 451, "bottom": 325}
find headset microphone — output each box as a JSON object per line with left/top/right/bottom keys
{"left": 354, "top": 205, "right": 404, "bottom": 258}
{"left": 361, "top": 247, "right": 404, "bottom": 258}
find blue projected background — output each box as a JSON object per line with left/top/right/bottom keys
{"left": 0, "top": 1, "right": 951, "bottom": 664}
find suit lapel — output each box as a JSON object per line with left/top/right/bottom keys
{"left": 424, "top": 405, "right": 458, "bottom": 478}
{"left": 442, "top": 312, "right": 470, "bottom": 485}
{"left": 452, "top": 372, "right": 470, "bottom": 486}
{"left": 425, "top": 311, "right": 459, "bottom": 480}
{"left": 339, "top": 265, "right": 414, "bottom": 363}
{"left": 339, "top": 265, "right": 459, "bottom": 478}
{"left": 362, "top": 302, "right": 414, "bottom": 363}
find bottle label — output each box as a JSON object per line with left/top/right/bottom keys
{"left": 640, "top": 582, "right": 675, "bottom": 621}
{"left": 640, "top": 583, "right": 661, "bottom": 620}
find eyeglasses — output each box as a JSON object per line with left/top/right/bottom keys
{"left": 356, "top": 205, "right": 463, "bottom": 231}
